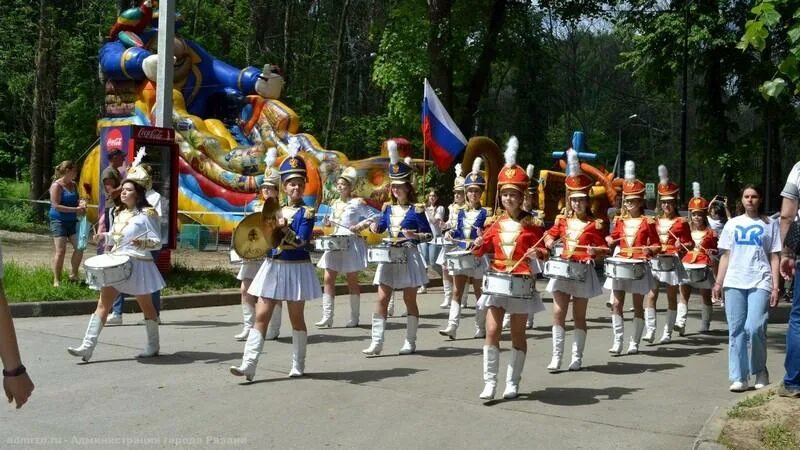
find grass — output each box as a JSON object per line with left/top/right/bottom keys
{"left": 726, "top": 392, "right": 774, "bottom": 419}
{"left": 761, "top": 423, "right": 799, "bottom": 450}
{"left": 0, "top": 178, "right": 48, "bottom": 233}
{"left": 2, "top": 261, "right": 238, "bottom": 303}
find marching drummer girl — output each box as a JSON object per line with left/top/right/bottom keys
{"left": 362, "top": 140, "right": 432, "bottom": 356}
{"left": 67, "top": 161, "right": 164, "bottom": 361}
{"left": 471, "top": 136, "right": 548, "bottom": 399}
{"left": 315, "top": 166, "right": 375, "bottom": 328}
{"left": 436, "top": 164, "right": 467, "bottom": 309}
{"left": 543, "top": 150, "right": 608, "bottom": 371}
{"left": 438, "top": 158, "right": 491, "bottom": 340}
{"left": 644, "top": 166, "right": 693, "bottom": 344}
{"left": 230, "top": 142, "right": 322, "bottom": 380}
{"left": 678, "top": 182, "right": 718, "bottom": 333}
{"left": 233, "top": 148, "right": 282, "bottom": 341}
{"left": 604, "top": 161, "right": 661, "bottom": 355}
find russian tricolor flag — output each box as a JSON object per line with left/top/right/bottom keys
{"left": 422, "top": 79, "right": 468, "bottom": 171}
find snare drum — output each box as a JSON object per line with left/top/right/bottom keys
{"left": 682, "top": 263, "right": 708, "bottom": 283}
{"left": 433, "top": 236, "right": 446, "bottom": 246}
{"left": 552, "top": 242, "right": 564, "bottom": 258}
{"left": 367, "top": 245, "right": 407, "bottom": 264}
{"left": 482, "top": 272, "right": 535, "bottom": 298}
{"left": 651, "top": 254, "right": 677, "bottom": 272}
{"left": 543, "top": 258, "right": 587, "bottom": 282}
{"left": 445, "top": 250, "right": 478, "bottom": 271}
{"left": 84, "top": 254, "right": 132, "bottom": 288}
{"left": 314, "top": 235, "right": 352, "bottom": 252}
{"left": 603, "top": 257, "right": 646, "bottom": 280}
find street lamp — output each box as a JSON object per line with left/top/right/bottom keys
{"left": 614, "top": 114, "right": 639, "bottom": 176}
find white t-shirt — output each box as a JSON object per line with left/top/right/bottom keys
{"left": 717, "top": 215, "right": 781, "bottom": 291}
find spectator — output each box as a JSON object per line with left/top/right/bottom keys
{"left": 417, "top": 188, "right": 444, "bottom": 294}
{"left": 778, "top": 161, "right": 800, "bottom": 398}
{"left": 707, "top": 195, "right": 731, "bottom": 235}
{"left": 712, "top": 185, "right": 781, "bottom": 392}
{"left": 0, "top": 246, "right": 35, "bottom": 408}
{"left": 48, "top": 160, "right": 86, "bottom": 287}
{"left": 100, "top": 148, "right": 126, "bottom": 235}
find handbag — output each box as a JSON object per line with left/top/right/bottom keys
{"left": 785, "top": 220, "right": 800, "bottom": 256}
{"left": 76, "top": 215, "right": 90, "bottom": 251}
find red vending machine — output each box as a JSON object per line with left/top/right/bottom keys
{"left": 98, "top": 125, "right": 178, "bottom": 271}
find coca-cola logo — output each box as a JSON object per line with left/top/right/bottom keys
{"left": 134, "top": 126, "right": 175, "bottom": 143}
{"left": 105, "top": 128, "right": 123, "bottom": 152}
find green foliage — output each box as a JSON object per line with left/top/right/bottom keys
{"left": 727, "top": 392, "right": 773, "bottom": 419}
{"left": 761, "top": 423, "right": 798, "bottom": 450}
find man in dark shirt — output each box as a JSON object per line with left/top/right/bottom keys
{"left": 100, "top": 149, "right": 125, "bottom": 234}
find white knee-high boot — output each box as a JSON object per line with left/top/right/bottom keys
{"left": 502, "top": 313, "right": 511, "bottom": 330}
{"left": 439, "top": 301, "right": 460, "bottom": 339}
{"left": 440, "top": 277, "right": 452, "bottom": 308}
{"left": 234, "top": 303, "right": 254, "bottom": 341}
{"left": 503, "top": 348, "right": 527, "bottom": 399}
{"left": 700, "top": 304, "right": 712, "bottom": 332}
{"left": 67, "top": 314, "right": 104, "bottom": 362}
{"left": 675, "top": 302, "right": 688, "bottom": 336}
{"left": 479, "top": 345, "right": 499, "bottom": 399}
{"left": 289, "top": 330, "right": 307, "bottom": 377}
{"left": 660, "top": 309, "right": 676, "bottom": 343}
{"left": 137, "top": 319, "right": 160, "bottom": 358}
{"left": 399, "top": 316, "right": 418, "bottom": 354}
{"left": 474, "top": 307, "right": 486, "bottom": 338}
{"left": 547, "top": 325, "right": 565, "bottom": 371}
{"left": 609, "top": 314, "right": 624, "bottom": 354}
{"left": 345, "top": 294, "right": 360, "bottom": 327}
{"left": 230, "top": 328, "right": 265, "bottom": 381}
{"left": 362, "top": 313, "right": 385, "bottom": 356}
{"left": 526, "top": 313, "right": 534, "bottom": 329}
{"left": 265, "top": 303, "right": 282, "bottom": 340}
{"left": 643, "top": 307, "right": 657, "bottom": 343}
{"left": 315, "top": 294, "right": 334, "bottom": 328}
{"left": 569, "top": 328, "right": 587, "bottom": 371}
{"left": 627, "top": 317, "right": 644, "bottom": 354}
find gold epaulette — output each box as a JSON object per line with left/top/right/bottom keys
{"left": 555, "top": 214, "right": 565, "bottom": 221}
{"left": 595, "top": 218, "right": 604, "bottom": 229}
{"left": 144, "top": 207, "right": 157, "bottom": 217}
{"left": 304, "top": 207, "right": 316, "bottom": 219}
{"left": 415, "top": 203, "right": 425, "bottom": 213}
{"left": 382, "top": 202, "right": 391, "bottom": 212}
{"left": 521, "top": 213, "right": 543, "bottom": 227}
{"left": 647, "top": 217, "right": 655, "bottom": 224}
{"left": 483, "top": 207, "right": 493, "bottom": 216}
{"left": 484, "top": 215, "right": 497, "bottom": 227}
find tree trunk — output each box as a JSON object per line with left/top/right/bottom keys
{"left": 427, "top": 0, "right": 455, "bottom": 111}
{"left": 458, "top": 0, "right": 507, "bottom": 136}
{"left": 30, "top": 0, "right": 57, "bottom": 221}
{"left": 283, "top": 1, "right": 291, "bottom": 78}
{"left": 323, "top": 0, "right": 351, "bottom": 147}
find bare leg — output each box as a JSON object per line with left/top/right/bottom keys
{"left": 67, "top": 234, "right": 83, "bottom": 280}
{"left": 52, "top": 236, "right": 67, "bottom": 287}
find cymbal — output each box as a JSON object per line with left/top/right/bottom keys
{"left": 233, "top": 213, "right": 269, "bottom": 260}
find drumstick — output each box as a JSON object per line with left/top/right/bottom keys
{"left": 506, "top": 234, "right": 547, "bottom": 273}
{"left": 667, "top": 230, "right": 704, "bottom": 253}
{"left": 110, "top": 230, "right": 149, "bottom": 253}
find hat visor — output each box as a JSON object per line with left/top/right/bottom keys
{"left": 624, "top": 193, "right": 644, "bottom": 199}
{"left": 568, "top": 192, "right": 589, "bottom": 198}
{"left": 688, "top": 207, "right": 708, "bottom": 213}
{"left": 499, "top": 184, "right": 526, "bottom": 193}
{"left": 659, "top": 195, "right": 676, "bottom": 201}
{"left": 465, "top": 185, "right": 484, "bottom": 192}
{"left": 281, "top": 173, "right": 306, "bottom": 183}
{"left": 390, "top": 179, "right": 411, "bottom": 185}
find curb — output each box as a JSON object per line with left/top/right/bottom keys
{"left": 693, "top": 405, "right": 727, "bottom": 450}
{"left": 9, "top": 278, "right": 444, "bottom": 318}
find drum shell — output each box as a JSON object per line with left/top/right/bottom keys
{"left": 444, "top": 250, "right": 479, "bottom": 271}
{"left": 481, "top": 272, "right": 535, "bottom": 298}
{"left": 314, "top": 236, "right": 352, "bottom": 252}
{"left": 651, "top": 254, "right": 676, "bottom": 272}
{"left": 84, "top": 254, "right": 133, "bottom": 288}
{"left": 543, "top": 258, "right": 587, "bottom": 282}
{"left": 603, "top": 257, "right": 646, "bottom": 280}
{"left": 367, "top": 246, "right": 408, "bottom": 264}
{"left": 682, "top": 263, "right": 708, "bottom": 283}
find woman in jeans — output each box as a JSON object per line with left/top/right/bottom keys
{"left": 48, "top": 160, "right": 86, "bottom": 287}
{"left": 713, "top": 185, "right": 781, "bottom": 392}
{"left": 417, "top": 189, "right": 444, "bottom": 294}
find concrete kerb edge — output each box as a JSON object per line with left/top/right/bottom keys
{"left": 9, "top": 278, "right": 444, "bottom": 318}
{"left": 692, "top": 404, "right": 728, "bottom": 450}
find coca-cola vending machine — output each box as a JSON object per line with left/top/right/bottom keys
{"left": 98, "top": 125, "right": 178, "bottom": 252}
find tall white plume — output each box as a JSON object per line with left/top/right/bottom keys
{"left": 504, "top": 136, "right": 518, "bottom": 166}
{"left": 287, "top": 137, "right": 300, "bottom": 158}
{"left": 404, "top": 156, "right": 413, "bottom": 166}
{"left": 265, "top": 147, "right": 277, "bottom": 168}
{"left": 566, "top": 148, "right": 580, "bottom": 177}
{"left": 624, "top": 161, "right": 636, "bottom": 181}
{"left": 692, "top": 181, "right": 701, "bottom": 198}
{"left": 658, "top": 164, "right": 669, "bottom": 184}
{"left": 472, "top": 157, "right": 483, "bottom": 175}
{"left": 387, "top": 140, "right": 399, "bottom": 165}
{"left": 131, "top": 146, "right": 146, "bottom": 168}
{"left": 454, "top": 163, "right": 463, "bottom": 178}
{"left": 526, "top": 164, "right": 535, "bottom": 179}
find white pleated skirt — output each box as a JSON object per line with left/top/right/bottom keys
{"left": 682, "top": 267, "right": 716, "bottom": 290}
{"left": 546, "top": 263, "right": 603, "bottom": 299}
{"left": 99, "top": 259, "right": 165, "bottom": 296}
{"left": 248, "top": 258, "right": 322, "bottom": 301}
{"left": 316, "top": 236, "right": 368, "bottom": 273}
{"left": 373, "top": 247, "right": 428, "bottom": 289}
{"left": 603, "top": 267, "right": 657, "bottom": 295}
{"left": 236, "top": 260, "right": 263, "bottom": 281}
{"left": 650, "top": 257, "right": 687, "bottom": 286}
{"left": 450, "top": 255, "right": 489, "bottom": 279}
{"left": 435, "top": 245, "right": 457, "bottom": 266}
{"left": 478, "top": 291, "right": 545, "bottom": 315}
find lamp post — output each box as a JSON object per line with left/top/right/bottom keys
{"left": 615, "top": 114, "right": 639, "bottom": 176}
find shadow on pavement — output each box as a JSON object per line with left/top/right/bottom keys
{"left": 170, "top": 320, "right": 241, "bottom": 328}
{"left": 637, "top": 345, "right": 721, "bottom": 358}
{"left": 303, "top": 367, "right": 425, "bottom": 384}
{"left": 585, "top": 361, "right": 683, "bottom": 375}
{"left": 415, "top": 346, "right": 483, "bottom": 358}
{"left": 308, "top": 333, "right": 370, "bottom": 344}
{"left": 521, "top": 386, "right": 642, "bottom": 406}
{"left": 135, "top": 351, "right": 242, "bottom": 365}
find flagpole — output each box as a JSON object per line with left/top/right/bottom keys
{"left": 421, "top": 82, "right": 427, "bottom": 201}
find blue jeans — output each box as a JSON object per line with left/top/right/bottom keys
{"left": 724, "top": 287, "right": 769, "bottom": 383}
{"left": 112, "top": 250, "right": 162, "bottom": 316}
{"left": 785, "top": 266, "right": 800, "bottom": 389}
{"left": 418, "top": 242, "right": 442, "bottom": 277}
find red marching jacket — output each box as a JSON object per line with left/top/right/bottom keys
{"left": 609, "top": 216, "right": 660, "bottom": 260}
{"left": 681, "top": 228, "right": 718, "bottom": 265}
{"left": 655, "top": 216, "right": 694, "bottom": 256}
{"left": 473, "top": 211, "right": 546, "bottom": 275}
{"left": 546, "top": 216, "right": 606, "bottom": 262}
